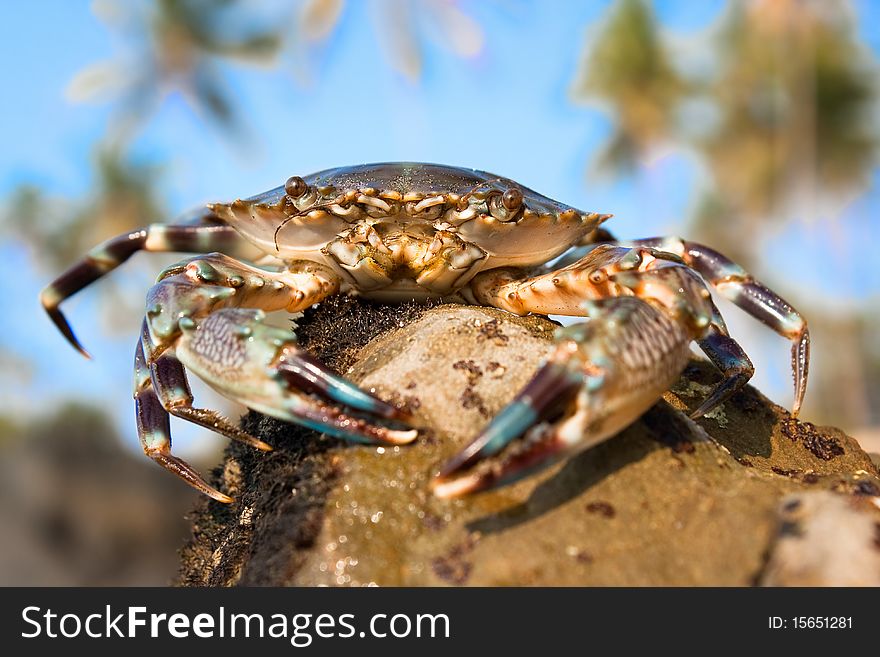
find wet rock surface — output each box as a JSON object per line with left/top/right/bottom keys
{"left": 177, "top": 297, "right": 880, "bottom": 586}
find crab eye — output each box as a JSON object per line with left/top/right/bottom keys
{"left": 488, "top": 188, "right": 523, "bottom": 222}
{"left": 285, "top": 176, "right": 308, "bottom": 198}
{"left": 502, "top": 188, "right": 523, "bottom": 212}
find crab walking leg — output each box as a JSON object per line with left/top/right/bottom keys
{"left": 692, "top": 326, "right": 754, "bottom": 419}
{"left": 469, "top": 244, "right": 774, "bottom": 418}
{"left": 628, "top": 237, "right": 809, "bottom": 415}
{"left": 433, "top": 297, "right": 694, "bottom": 498}
{"left": 41, "top": 215, "right": 243, "bottom": 357}
{"left": 134, "top": 338, "right": 233, "bottom": 503}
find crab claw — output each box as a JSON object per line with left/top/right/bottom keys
{"left": 432, "top": 360, "right": 582, "bottom": 498}
{"left": 174, "top": 308, "right": 417, "bottom": 446}
{"left": 275, "top": 350, "right": 411, "bottom": 423}
{"left": 41, "top": 293, "right": 91, "bottom": 359}
{"left": 432, "top": 297, "right": 694, "bottom": 499}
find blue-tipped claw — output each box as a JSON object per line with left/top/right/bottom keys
{"left": 432, "top": 428, "right": 570, "bottom": 499}
{"left": 276, "top": 350, "right": 411, "bottom": 422}
{"left": 435, "top": 401, "right": 537, "bottom": 480}
{"left": 432, "top": 359, "right": 581, "bottom": 498}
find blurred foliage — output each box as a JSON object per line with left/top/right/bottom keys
{"left": 575, "top": 0, "right": 879, "bottom": 250}
{"left": 696, "top": 0, "right": 878, "bottom": 256}
{"left": 861, "top": 305, "right": 880, "bottom": 418}
{"left": 573, "top": 0, "right": 687, "bottom": 173}
{"left": 69, "top": 0, "right": 286, "bottom": 144}
{"left": 0, "top": 347, "right": 33, "bottom": 389}
{"left": 0, "top": 402, "right": 196, "bottom": 585}
{"left": 68, "top": 0, "right": 486, "bottom": 146}
{"left": 798, "top": 305, "right": 880, "bottom": 439}
{"left": 2, "top": 147, "right": 165, "bottom": 269}
{"left": 298, "top": 0, "right": 484, "bottom": 82}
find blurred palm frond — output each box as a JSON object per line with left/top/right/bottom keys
{"left": 577, "top": 0, "right": 879, "bottom": 237}
{"left": 699, "top": 0, "right": 878, "bottom": 238}
{"left": 298, "top": 0, "right": 484, "bottom": 82}
{"left": 2, "top": 147, "right": 165, "bottom": 270}
{"left": 572, "top": 0, "right": 687, "bottom": 173}
{"left": 68, "top": 0, "right": 287, "bottom": 145}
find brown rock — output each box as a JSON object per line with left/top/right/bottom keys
{"left": 177, "top": 297, "right": 880, "bottom": 586}
{"left": 760, "top": 492, "right": 880, "bottom": 586}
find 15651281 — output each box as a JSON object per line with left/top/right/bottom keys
{"left": 769, "top": 617, "right": 853, "bottom": 629}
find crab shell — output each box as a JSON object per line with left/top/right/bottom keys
{"left": 210, "top": 163, "right": 609, "bottom": 296}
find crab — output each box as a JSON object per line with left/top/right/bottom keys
{"left": 41, "top": 162, "right": 809, "bottom": 502}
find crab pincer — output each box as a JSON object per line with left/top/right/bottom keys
{"left": 136, "top": 308, "right": 416, "bottom": 502}
{"left": 436, "top": 238, "right": 810, "bottom": 499}
{"left": 127, "top": 253, "right": 417, "bottom": 502}
{"left": 432, "top": 297, "right": 695, "bottom": 498}
{"left": 174, "top": 308, "right": 415, "bottom": 442}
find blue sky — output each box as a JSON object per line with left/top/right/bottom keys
{"left": 1, "top": 1, "right": 878, "bottom": 453}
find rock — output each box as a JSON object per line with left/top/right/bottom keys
{"left": 177, "top": 297, "right": 880, "bottom": 586}
{"left": 760, "top": 492, "right": 880, "bottom": 586}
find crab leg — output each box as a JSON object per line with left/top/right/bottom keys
{"left": 626, "top": 237, "right": 809, "bottom": 416}
{"left": 134, "top": 253, "right": 415, "bottom": 500}
{"left": 472, "top": 239, "right": 801, "bottom": 410}
{"left": 147, "top": 255, "right": 404, "bottom": 415}
{"left": 134, "top": 338, "right": 233, "bottom": 502}
{"left": 143, "top": 324, "right": 273, "bottom": 452}
{"left": 438, "top": 246, "right": 750, "bottom": 497}
{"left": 433, "top": 296, "right": 693, "bottom": 498}
{"left": 692, "top": 325, "right": 754, "bottom": 419}
{"left": 171, "top": 308, "right": 415, "bottom": 444}
{"left": 41, "top": 209, "right": 245, "bottom": 357}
